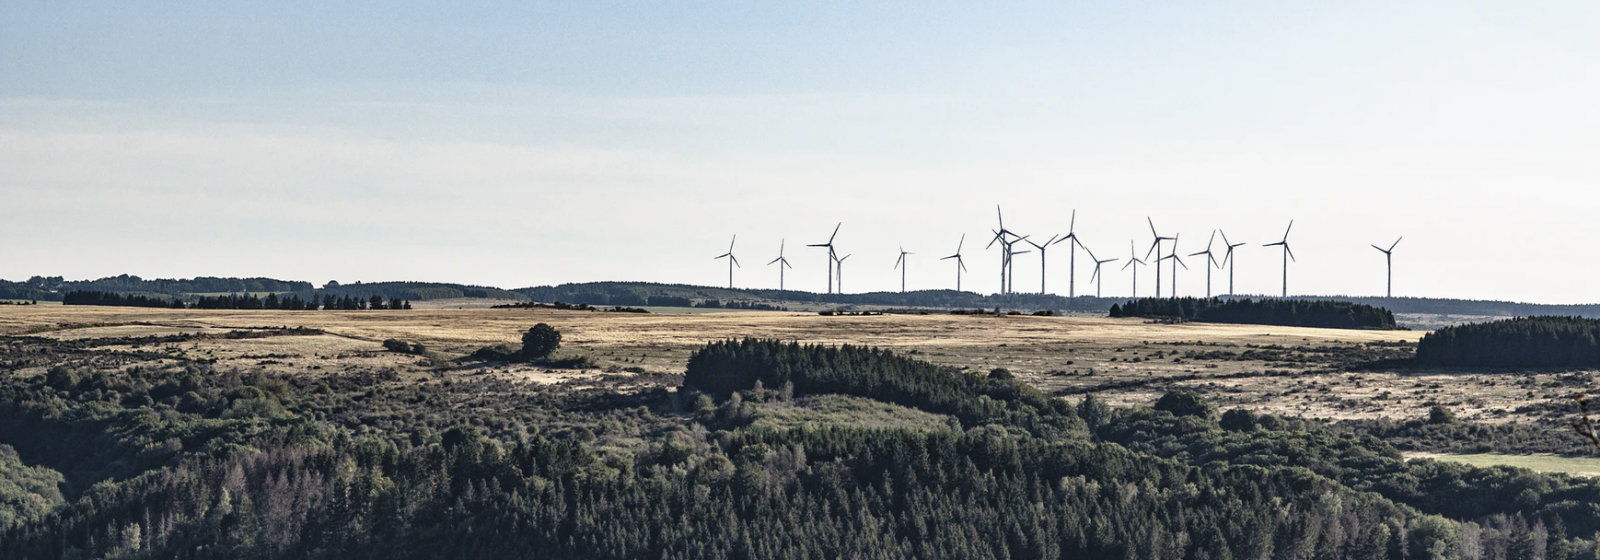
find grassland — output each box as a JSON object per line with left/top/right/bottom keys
{"left": 1409, "top": 452, "right": 1600, "bottom": 476}
{"left": 0, "top": 303, "right": 1588, "bottom": 428}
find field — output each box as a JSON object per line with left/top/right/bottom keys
{"left": 1, "top": 303, "right": 1589, "bottom": 430}
{"left": 1410, "top": 452, "right": 1600, "bottom": 477}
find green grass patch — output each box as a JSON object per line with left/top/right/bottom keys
{"left": 1424, "top": 453, "right": 1600, "bottom": 476}
{"left": 750, "top": 394, "right": 959, "bottom": 432}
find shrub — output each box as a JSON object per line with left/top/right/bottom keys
{"left": 1220, "top": 408, "right": 1258, "bottom": 432}
{"left": 1427, "top": 405, "right": 1456, "bottom": 425}
{"left": 521, "top": 324, "right": 562, "bottom": 359}
{"left": 1155, "top": 390, "right": 1216, "bottom": 421}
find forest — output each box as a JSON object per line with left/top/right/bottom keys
{"left": 0, "top": 332, "right": 1594, "bottom": 559}
{"left": 1414, "top": 316, "right": 1600, "bottom": 368}
{"left": 1109, "top": 297, "right": 1398, "bottom": 330}
{"left": 62, "top": 291, "right": 409, "bottom": 311}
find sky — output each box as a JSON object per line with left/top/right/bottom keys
{"left": 2, "top": 1, "right": 1598, "bottom": 303}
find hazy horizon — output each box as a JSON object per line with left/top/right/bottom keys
{"left": 5, "top": 2, "right": 1598, "bottom": 304}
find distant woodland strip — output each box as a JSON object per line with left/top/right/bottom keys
{"left": 1108, "top": 297, "right": 1397, "bottom": 330}
{"left": 1415, "top": 316, "right": 1600, "bottom": 368}
{"left": 62, "top": 291, "right": 410, "bottom": 311}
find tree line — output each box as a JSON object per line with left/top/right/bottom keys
{"left": 62, "top": 291, "right": 411, "bottom": 310}
{"left": 1415, "top": 316, "right": 1600, "bottom": 368}
{"left": 1109, "top": 297, "right": 1398, "bottom": 329}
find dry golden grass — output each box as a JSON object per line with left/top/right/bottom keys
{"left": 5, "top": 305, "right": 1579, "bottom": 426}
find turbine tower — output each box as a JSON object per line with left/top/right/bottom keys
{"left": 1061, "top": 210, "right": 1085, "bottom": 297}
{"left": 768, "top": 239, "right": 793, "bottom": 291}
{"left": 987, "top": 206, "right": 1025, "bottom": 295}
{"left": 1007, "top": 245, "right": 1032, "bottom": 294}
{"left": 714, "top": 235, "right": 740, "bottom": 289}
{"left": 807, "top": 223, "right": 841, "bottom": 294}
{"left": 834, "top": 254, "right": 852, "bottom": 293}
{"left": 1121, "top": 240, "right": 1147, "bottom": 298}
{"left": 1085, "top": 245, "right": 1118, "bottom": 298}
{"left": 1187, "top": 230, "right": 1222, "bottom": 298}
{"left": 1025, "top": 234, "right": 1065, "bottom": 295}
{"left": 1145, "top": 218, "right": 1175, "bottom": 298}
{"left": 941, "top": 234, "right": 969, "bottom": 292}
{"left": 1263, "top": 220, "right": 1296, "bottom": 298}
{"left": 1160, "top": 235, "right": 1188, "bottom": 297}
{"left": 1371, "top": 237, "right": 1402, "bottom": 298}
{"left": 893, "top": 245, "right": 914, "bottom": 293}
{"left": 1218, "top": 230, "right": 1246, "bottom": 296}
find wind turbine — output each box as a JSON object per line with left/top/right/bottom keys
{"left": 1121, "top": 240, "right": 1147, "bottom": 298}
{"left": 1061, "top": 210, "right": 1086, "bottom": 297}
{"left": 834, "top": 254, "right": 852, "bottom": 293}
{"left": 1085, "top": 245, "right": 1119, "bottom": 298}
{"left": 1218, "top": 230, "right": 1246, "bottom": 296}
{"left": 1025, "top": 234, "right": 1065, "bottom": 294}
{"left": 987, "top": 206, "right": 1025, "bottom": 294}
{"left": 1372, "top": 237, "right": 1402, "bottom": 298}
{"left": 1008, "top": 245, "right": 1032, "bottom": 294}
{"left": 1145, "top": 218, "right": 1175, "bottom": 298}
{"left": 1263, "top": 220, "right": 1296, "bottom": 298}
{"left": 714, "top": 235, "right": 740, "bottom": 289}
{"left": 1161, "top": 234, "right": 1188, "bottom": 297}
{"left": 941, "top": 234, "right": 969, "bottom": 292}
{"left": 807, "top": 223, "right": 841, "bottom": 294}
{"left": 1187, "top": 230, "right": 1222, "bottom": 298}
{"left": 768, "top": 239, "right": 793, "bottom": 291}
{"left": 894, "top": 245, "right": 914, "bottom": 293}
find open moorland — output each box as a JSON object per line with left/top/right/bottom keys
{"left": 5, "top": 302, "right": 1600, "bottom": 558}
{"left": 2, "top": 303, "right": 1587, "bottom": 430}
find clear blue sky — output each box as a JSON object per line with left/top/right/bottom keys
{"left": 3, "top": 1, "right": 1598, "bottom": 302}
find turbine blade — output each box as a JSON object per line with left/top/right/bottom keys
{"left": 1285, "top": 245, "right": 1296, "bottom": 262}
{"left": 1371, "top": 244, "right": 1385, "bottom": 253}
{"left": 1148, "top": 216, "right": 1158, "bottom": 237}
{"left": 1070, "top": 209, "right": 1077, "bottom": 233}
{"left": 1283, "top": 220, "right": 1294, "bottom": 240}
{"left": 829, "top": 222, "right": 841, "bottom": 244}
{"left": 1390, "top": 237, "right": 1402, "bottom": 251}
{"left": 1219, "top": 229, "right": 1231, "bottom": 247}
{"left": 768, "top": 256, "right": 782, "bottom": 265}
{"left": 957, "top": 233, "right": 965, "bottom": 253}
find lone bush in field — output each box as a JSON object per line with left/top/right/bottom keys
{"left": 521, "top": 323, "right": 562, "bottom": 360}
{"left": 1155, "top": 389, "right": 1216, "bottom": 421}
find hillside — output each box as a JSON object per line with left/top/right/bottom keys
{"left": 516, "top": 281, "right": 1600, "bottom": 320}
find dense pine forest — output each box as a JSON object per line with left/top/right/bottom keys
{"left": 1415, "top": 316, "right": 1600, "bottom": 368}
{"left": 0, "top": 332, "right": 1595, "bottom": 558}
{"left": 1109, "top": 297, "right": 1398, "bottom": 330}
